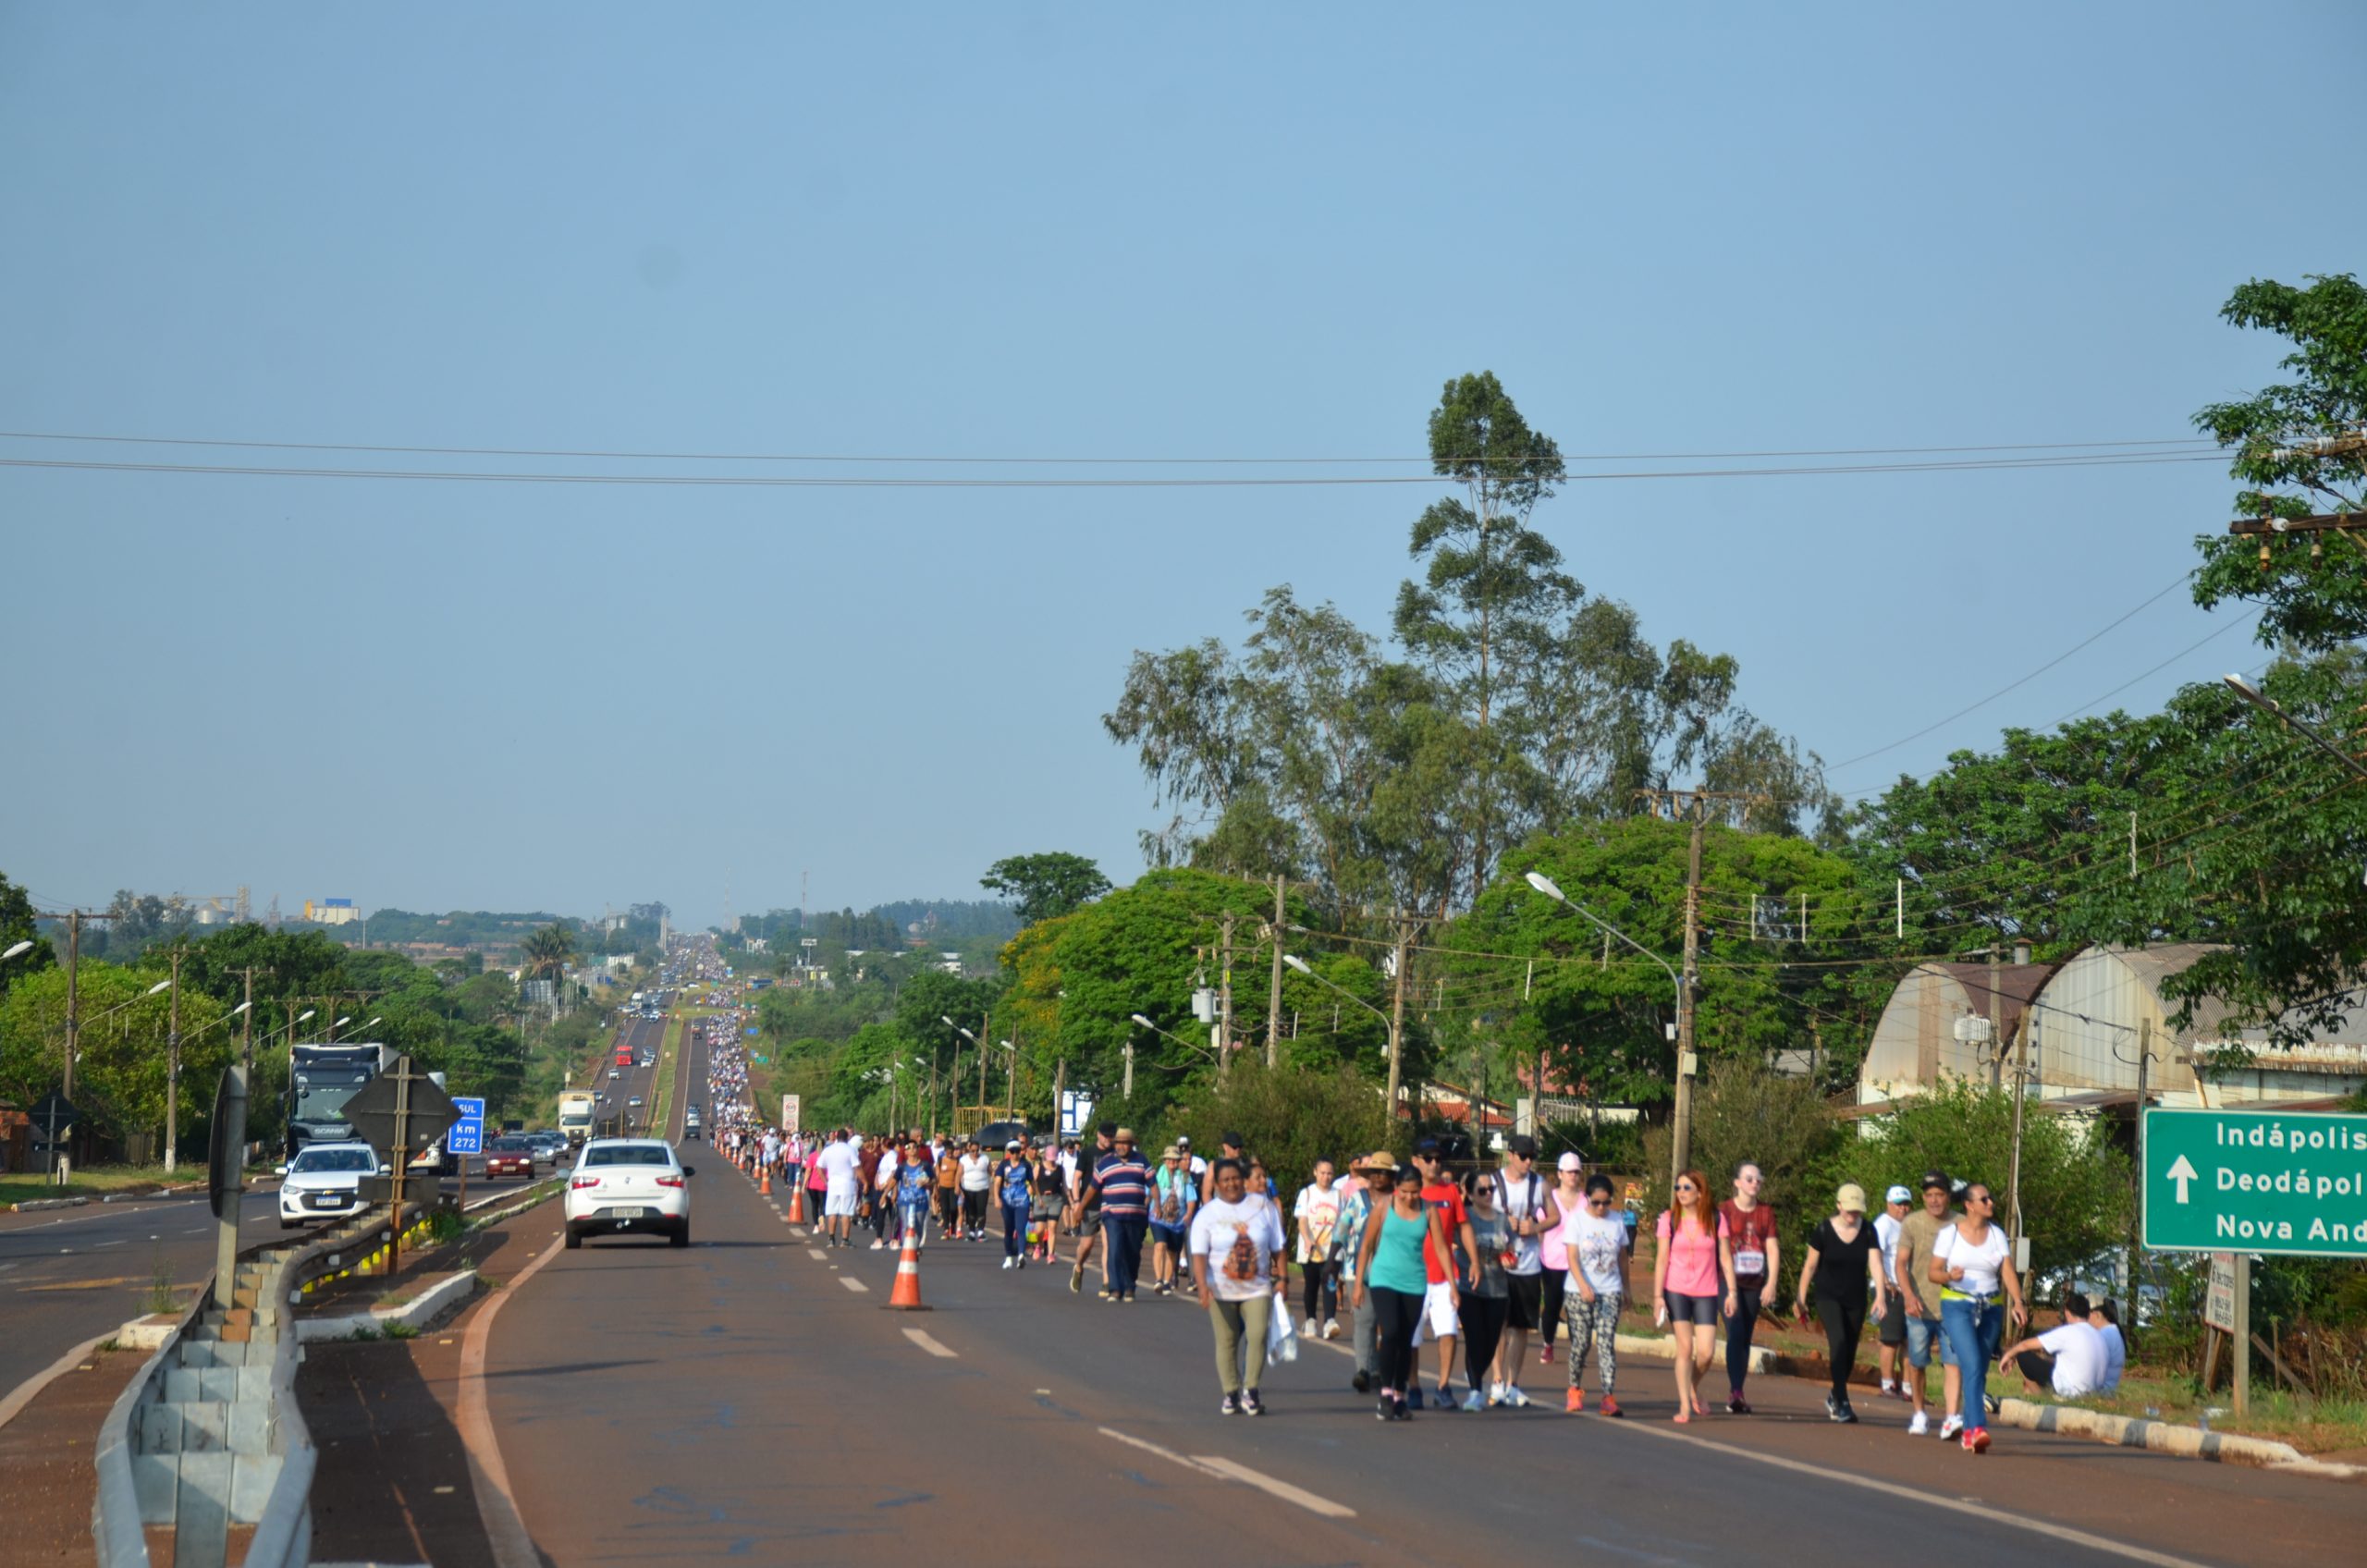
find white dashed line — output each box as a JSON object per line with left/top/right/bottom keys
{"left": 901, "top": 1328, "right": 956, "bottom": 1358}
{"left": 807, "top": 1248, "right": 828, "bottom": 1262}
{"left": 839, "top": 1275, "right": 869, "bottom": 1293}
{"left": 1190, "top": 1454, "right": 1357, "bottom": 1519}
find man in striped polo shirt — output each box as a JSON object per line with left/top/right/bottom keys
{"left": 1082, "top": 1126, "right": 1155, "bottom": 1302}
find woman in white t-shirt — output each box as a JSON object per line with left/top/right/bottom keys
{"left": 1294, "top": 1161, "right": 1343, "bottom": 1341}
{"left": 1561, "top": 1173, "right": 1630, "bottom": 1415}
{"left": 1928, "top": 1182, "right": 2027, "bottom": 1453}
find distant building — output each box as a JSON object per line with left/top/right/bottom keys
{"left": 303, "top": 898, "right": 360, "bottom": 926}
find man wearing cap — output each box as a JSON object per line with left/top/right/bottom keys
{"left": 1411, "top": 1138, "right": 1479, "bottom": 1409}
{"left": 1176, "top": 1134, "right": 1207, "bottom": 1189}
{"left": 1896, "top": 1170, "right": 1962, "bottom": 1437}
{"left": 1488, "top": 1135, "right": 1551, "bottom": 1407}
{"left": 1872, "top": 1183, "right": 1914, "bottom": 1398}
{"left": 1081, "top": 1126, "right": 1154, "bottom": 1301}
{"left": 1334, "top": 1154, "right": 1381, "bottom": 1387}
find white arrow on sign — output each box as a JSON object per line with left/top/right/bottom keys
{"left": 2166, "top": 1154, "right": 2199, "bottom": 1204}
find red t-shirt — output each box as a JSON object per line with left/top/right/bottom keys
{"left": 1721, "top": 1200, "right": 1777, "bottom": 1285}
{"left": 1420, "top": 1182, "right": 1468, "bottom": 1285}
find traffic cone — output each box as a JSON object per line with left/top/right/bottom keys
{"left": 760, "top": 1166, "right": 772, "bottom": 1196}
{"left": 788, "top": 1184, "right": 806, "bottom": 1224}
{"left": 885, "top": 1231, "right": 930, "bottom": 1311}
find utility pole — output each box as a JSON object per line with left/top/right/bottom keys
{"left": 1218, "top": 913, "right": 1236, "bottom": 1074}
{"left": 1674, "top": 800, "right": 1704, "bottom": 1182}
{"left": 1385, "top": 914, "right": 1413, "bottom": 1129}
{"left": 61, "top": 911, "right": 82, "bottom": 1105}
{"left": 1989, "top": 945, "right": 2005, "bottom": 1089}
{"left": 1122, "top": 1037, "right": 1134, "bottom": 1101}
{"left": 1052, "top": 1056, "right": 1066, "bottom": 1135}
{"left": 2004, "top": 1011, "right": 2033, "bottom": 1254}
{"left": 1265, "top": 876, "right": 1285, "bottom": 1068}
{"left": 239, "top": 969, "right": 254, "bottom": 1075}
{"left": 164, "top": 946, "right": 183, "bottom": 1174}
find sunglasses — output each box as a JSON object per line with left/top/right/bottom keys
{"left": 1675, "top": 1182, "right": 1698, "bottom": 1192}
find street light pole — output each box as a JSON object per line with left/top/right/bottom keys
{"left": 165, "top": 948, "right": 182, "bottom": 1174}
{"left": 1523, "top": 871, "right": 1689, "bottom": 1194}
{"left": 2223, "top": 674, "right": 2367, "bottom": 780}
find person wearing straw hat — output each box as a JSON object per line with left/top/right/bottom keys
{"left": 1796, "top": 1182, "right": 1891, "bottom": 1424}
{"left": 1149, "top": 1143, "right": 1196, "bottom": 1295}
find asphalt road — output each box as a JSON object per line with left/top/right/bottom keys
{"left": 0, "top": 1012, "right": 671, "bottom": 1406}
{"left": 464, "top": 1020, "right": 2367, "bottom": 1568}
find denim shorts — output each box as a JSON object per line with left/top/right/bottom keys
{"left": 1663, "top": 1290, "right": 1721, "bottom": 1327}
{"left": 1906, "top": 1314, "right": 1956, "bottom": 1368}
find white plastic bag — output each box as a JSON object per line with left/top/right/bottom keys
{"left": 1266, "top": 1293, "right": 1300, "bottom": 1363}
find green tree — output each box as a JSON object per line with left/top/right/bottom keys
{"left": 0, "top": 871, "right": 54, "bottom": 996}
{"left": 2190, "top": 274, "right": 2367, "bottom": 650}
{"left": 1166, "top": 1059, "right": 1394, "bottom": 1196}
{"left": 521, "top": 923, "right": 578, "bottom": 996}
{"left": 980, "top": 852, "right": 1112, "bottom": 925}
{"left": 0, "top": 961, "right": 232, "bottom": 1149}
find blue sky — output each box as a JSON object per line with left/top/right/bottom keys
{"left": 6, "top": 3, "right": 2361, "bottom": 929}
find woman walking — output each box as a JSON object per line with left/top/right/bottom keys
{"left": 1458, "top": 1171, "right": 1513, "bottom": 1410}
{"left": 1930, "top": 1182, "right": 2026, "bottom": 1452}
{"left": 995, "top": 1140, "right": 1033, "bottom": 1268}
{"left": 1030, "top": 1146, "right": 1066, "bottom": 1263}
{"left": 1188, "top": 1158, "right": 1289, "bottom": 1415}
{"left": 1719, "top": 1162, "right": 1781, "bottom": 1414}
{"left": 1795, "top": 1182, "right": 1890, "bottom": 1422}
{"left": 1150, "top": 1145, "right": 1196, "bottom": 1294}
{"left": 1538, "top": 1153, "right": 1587, "bottom": 1367}
{"left": 1350, "top": 1154, "right": 1450, "bottom": 1421}
{"left": 1294, "top": 1158, "right": 1343, "bottom": 1341}
{"left": 1562, "top": 1173, "right": 1628, "bottom": 1415}
{"left": 1652, "top": 1169, "right": 1735, "bottom": 1423}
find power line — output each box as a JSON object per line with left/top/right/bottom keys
{"left": 0, "top": 428, "right": 2223, "bottom": 467}
{"left": 0, "top": 451, "right": 2230, "bottom": 490}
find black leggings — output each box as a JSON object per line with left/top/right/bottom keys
{"left": 1370, "top": 1286, "right": 1423, "bottom": 1394}
{"left": 1301, "top": 1259, "right": 1337, "bottom": 1325}
{"left": 1725, "top": 1289, "right": 1765, "bottom": 1392}
{"left": 1815, "top": 1293, "right": 1868, "bottom": 1402}
{"left": 1460, "top": 1291, "right": 1509, "bottom": 1392}
{"left": 1539, "top": 1268, "right": 1567, "bottom": 1347}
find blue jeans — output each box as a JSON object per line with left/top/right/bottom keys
{"left": 1103, "top": 1214, "right": 1147, "bottom": 1296}
{"left": 898, "top": 1197, "right": 930, "bottom": 1243}
{"left": 1002, "top": 1200, "right": 1030, "bottom": 1257}
{"left": 1940, "top": 1295, "right": 2004, "bottom": 1427}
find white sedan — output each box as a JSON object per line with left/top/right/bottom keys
{"left": 276, "top": 1141, "right": 385, "bottom": 1229}
{"left": 564, "top": 1138, "right": 693, "bottom": 1248}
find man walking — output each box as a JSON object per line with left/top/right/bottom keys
{"left": 1192, "top": 1158, "right": 1289, "bottom": 1415}
{"left": 1895, "top": 1170, "right": 1960, "bottom": 1437}
{"left": 1490, "top": 1135, "right": 1549, "bottom": 1407}
{"left": 1068, "top": 1124, "right": 1113, "bottom": 1294}
{"left": 816, "top": 1128, "right": 863, "bottom": 1249}
{"left": 1083, "top": 1126, "right": 1154, "bottom": 1302}
{"left": 1411, "top": 1139, "right": 1478, "bottom": 1408}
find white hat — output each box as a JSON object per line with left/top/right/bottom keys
{"left": 1557, "top": 1152, "right": 1583, "bottom": 1173}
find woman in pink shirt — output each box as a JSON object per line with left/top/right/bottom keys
{"left": 1652, "top": 1167, "right": 1736, "bottom": 1423}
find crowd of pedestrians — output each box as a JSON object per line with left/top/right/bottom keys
{"left": 695, "top": 1023, "right": 2120, "bottom": 1451}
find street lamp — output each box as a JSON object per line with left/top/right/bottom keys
{"left": 1523, "top": 869, "right": 1693, "bottom": 1192}
{"left": 3, "top": 939, "right": 31, "bottom": 962}
{"left": 2224, "top": 674, "right": 2367, "bottom": 781}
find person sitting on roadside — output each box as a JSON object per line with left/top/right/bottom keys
{"left": 2089, "top": 1298, "right": 2125, "bottom": 1392}
{"left": 2000, "top": 1292, "right": 2111, "bottom": 1401}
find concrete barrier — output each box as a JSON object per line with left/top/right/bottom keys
{"left": 295, "top": 1269, "right": 479, "bottom": 1343}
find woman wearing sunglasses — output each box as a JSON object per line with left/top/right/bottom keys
{"left": 1561, "top": 1173, "right": 1628, "bottom": 1415}
{"left": 1929, "top": 1181, "right": 2026, "bottom": 1452}
{"left": 1652, "top": 1168, "right": 1736, "bottom": 1423}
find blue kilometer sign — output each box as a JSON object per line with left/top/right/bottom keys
{"left": 448, "top": 1096, "right": 486, "bottom": 1156}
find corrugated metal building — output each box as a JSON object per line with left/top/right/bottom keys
{"left": 1859, "top": 943, "right": 2367, "bottom": 1110}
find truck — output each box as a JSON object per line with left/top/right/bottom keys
{"left": 557, "top": 1090, "right": 597, "bottom": 1146}
{"left": 285, "top": 1041, "right": 397, "bottom": 1158}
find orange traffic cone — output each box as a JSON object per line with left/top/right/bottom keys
{"left": 885, "top": 1231, "right": 929, "bottom": 1311}
{"left": 760, "top": 1165, "right": 772, "bottom": 1196}
{"left": 788, "top": 1184, "right": 806, "bottom": 1224}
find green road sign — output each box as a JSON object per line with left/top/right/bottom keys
{"left": 2142, "top": 1107, "right": 2367, "bottom": 1256}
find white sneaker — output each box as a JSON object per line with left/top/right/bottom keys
{"left": 1938, "top": 1414, "right": 1964, "bottom": 1441}
{"left": 1322, "top": 1317, "right": 1340, "bottom": 1340}
{"left": 1502, "top": 1385, "right": 1531, "bottom": 1409}
{"left": 1306, "top": 1317, "right": 1319, "bottom": 1339}
{"left": 870, "top": 1240, "right": 885, "bottom": 1250}
{"left": 1908, "top": 1411, "right": 1930, "bottom": 1436}
{"left": 1002, "top": 1256, "right": 1014, "bottom": 1269}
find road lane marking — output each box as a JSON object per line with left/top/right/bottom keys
{"left": 18, "top": 1275, "right": 143, "bottom": 1292}
{"left": 807, "top": 1248, "right": 828, "bottom": 1261}
{"left": 458, "top": 1231, "right": 565, "bottom": 1568}
{"left": 1095, "top": 1426, "right": 1223, "bottom": 1478}
{"left": 1618, "top": 1417, "right": 2214, "bottom": 1568}
{"left": 902, "top": 1328, "right": 956, "bottom": 1358}
{"left": 1188, "top": 1455, "right": 1356, "bottom": 1519}
{"left": 838, "top": 1276, "right": 869, "bottom": 1293}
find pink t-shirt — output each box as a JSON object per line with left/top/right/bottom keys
{"left": 1657, "top": 1208, "right": 1729, "bottom": 1297}
{"left": 1540, "top": 1189, "right": 1585, "bottom": 1273}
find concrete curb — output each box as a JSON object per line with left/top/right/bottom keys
{"left": 465, "top": 1182, "right": 560, "bottom": 1227}
{"left": 1613, "top": 1328, "right": 2361, "bottom": 1481}
{"left": 10, "top": 1194, "right": 93, "bottom": 1213}
{"left": 296, "top": 1270, "right": 479, "bottom": 1342}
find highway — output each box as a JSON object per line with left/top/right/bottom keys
{"left": 0, "top": 1011, "right": 669, "bottom": 1407}
{"left": 455, "top": 1018, "right": 2367, "bottom": 1568}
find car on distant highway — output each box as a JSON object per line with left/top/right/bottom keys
{"left": 608, "top": 1068, "right": 621, "bottom": 1079}
{"left": 275, "top": 1140, "right": 385, "bottom": 1229}
{"left": 483, "top": 1137, "right": 536, "bottom": 1180}
{"left": 523, "top": 1130, "right": 567, "bottom": 1167}
{"left": 564, "top": 1137, "right": 693, "bottom": 1247}
{"left": 627, "top": 1095, "right": 644, "bottom": 1108}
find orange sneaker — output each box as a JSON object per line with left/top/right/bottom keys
{"left": 1564, "top": 1388, "right": 1585, "bottom": 1414}
{"left": 1600, "top": 1396, "right": 1624, "bottom": 1417}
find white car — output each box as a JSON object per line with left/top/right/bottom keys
{"left": 275, "top": 1141, "right": 386, "bottom": 1229}
{"left": 564, "top": 1138, "right": 693, "bottom": 1247}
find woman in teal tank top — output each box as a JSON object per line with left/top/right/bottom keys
{"left": 1351, "top": 1155, "right": 1451, "bottom": 1420}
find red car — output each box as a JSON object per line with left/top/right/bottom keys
{"left": 484, "top": 1138, "right": 536, "bottom": 1179}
